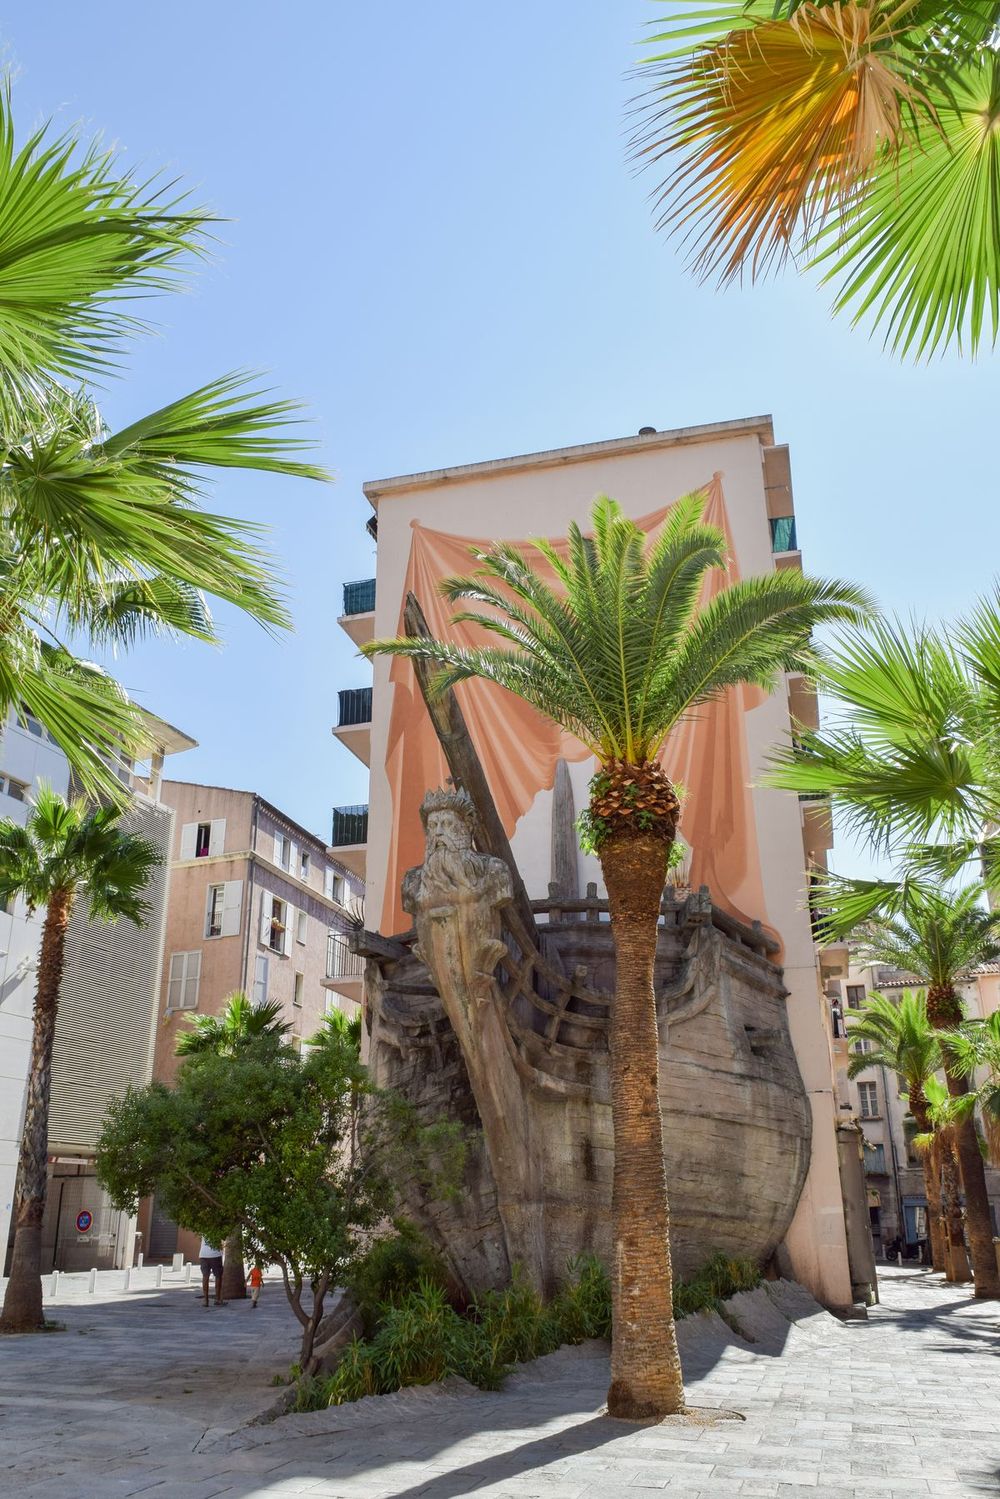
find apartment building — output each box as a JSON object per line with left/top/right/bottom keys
{"left": 829, "top": 959, "right": 1000, "bottom": 1257}
{"left": 332, "top": 416, "right": 857, "bottom": 1308}
{"left": 1, "top": 707, "right": 195, "bottom": 1272}
{"left": 140, "top": 782, "right": 363, "bottom": 1262}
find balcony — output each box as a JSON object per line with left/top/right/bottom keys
{"left": 323, "top": 931, "right": 364, "bottom": 998}
{"left": 332, "top": 687, "right": 372, "bottom": 766}
{"left": 330, "top": 804, "right": 368, "bottom": 879}
{"left": 339, "top": 578, "right": 376, "bottom": 648}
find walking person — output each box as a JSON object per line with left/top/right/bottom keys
{"left": 249, "top": 1264, "right": 263, "bottom": 1309}
{"left": 199, "top": 1238, "right": 225, "bottom": 1307}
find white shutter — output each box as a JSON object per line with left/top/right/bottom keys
{"left": 168, "top": 953, "right": 185, "bottom": 1008}
{"left": 179, "top": 823, "right": 198, "bottom": 861}
{"left": 220, "top": 880, "right": 243, "bottom": 938}
{"left": 283, "top": 902, "right": 295, "bottom": 956}
{"left": 183, "top": 951, "right": 201, "bottom": 1008}
{"left": 324, "top": 867, "right": 334, "bottom": 900}
{"left": 253, "top": 954, "right": 269, "bottom": 1007}
{"left": 260, "top": 890, "right": 273, "bottom": 945}
{"left": 274, "top": 831, "right": 285, "bottom": 868}
{"left": 209, "top": 819, "right": 226, "bottom": 856}
{"left": 296, "top": 909, "right": 307, "bottom": 944}
{"left": 288, "top": 839, "right": 297, "bottom": 876}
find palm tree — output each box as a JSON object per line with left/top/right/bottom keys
{"left": 845, "top": 990, "right": 949, "bottom": 1274}
{"left": 911, "top": 1073, "right": 975, "bottom": 1282}
{"left": 0, "top": 788, "right": 160, "bottom": 1332}
{"left": 176, "top": 992, "right": 290, "bottom": 1297}
{"left": 942, "top": 1009, "right": 1000, "bottom": 1164}
{"left": 841, "top": 885, "right": 1000, "bottom": 1295}
{"left": 634, "top": 2, "right": 1000, "bottom": 357}
{"left": 0, "top": 87, "right": 327, "bottom": 798}
{"left": 363, "top": 491, "right": 868, "bottom": 1418}
{"left": 307, "top": 1007, "right": 363, "bottom": 1056}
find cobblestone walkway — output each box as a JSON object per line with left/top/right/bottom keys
{"left": 0, "top": 1265, "right": 997, "bottom": 1497}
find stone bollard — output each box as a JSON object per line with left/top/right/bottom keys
{"left": 137, "top": 1253, "right": 143, "bottom": 1269}
{"left": 123, "top": 1267, "right": 130, "bottom": 1292}
{"left": 185, "top": 1263, "right": 193, "bottom": 1284}
{"left": 51, "top": 1270, "right": 59, "bottom": 1297}
{"left": 89, "top": 1268, "right": 97, "bottom": 1294}
{"left": 155, "top": 1265, "right": 163, "bottom": 1289}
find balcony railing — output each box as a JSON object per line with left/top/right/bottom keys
{"left": 342, "top": 578, "right": 376, "bottom": 616}
{"left": 327, "top": 932, "right": 364, "bottom": 981}
{"left": 332, "top": 804, "right": 368, "bottom": 846}
{"left": 337, "top": 686, "right": 372, "bottom": 728}
{"left": 770, "top": 515, "right": 798, "bottom": 553}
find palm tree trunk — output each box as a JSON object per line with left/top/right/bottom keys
{"left": 911, "top": 1090, "right": 946, "bottom": 1272}
{"left": 600, "top": 830, "right": 684, "bottom": 1420}
{"left": 927, "top": 983, "right": 1000, "bottom": 1298}
{"left": 937, "top": 1140, "right": 972, "bottom": 1283}
{"left": 0, "top": 888, "right": 73, "bottom": 1333}
{"left": 221, "top": 1228, "right": 246, "bottom": 1300}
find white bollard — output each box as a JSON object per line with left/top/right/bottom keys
{"left": 172, "top": 1251, "right": 183, "bottom": 1271}
{"left": 122, "top": 1267, "right": 130, "bottom": 1292}
{"left": 185, "top": 1262, "right": 193, "bottom": 1284}
{"left": 51, "top": 1270, "right": 59, "bottom": 1297}
{"left": 89, "top": 1268, "right": 97, "bottom": 1294}
{"left": 155, "top": 1265, "right": 163, "bottom": 1288}
{"left": 137, "top": 1253, "right": 144, "bottom": 1270}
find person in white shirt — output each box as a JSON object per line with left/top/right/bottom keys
{"left": 198, "top": 1238, "right": 225, "bottom": 1307}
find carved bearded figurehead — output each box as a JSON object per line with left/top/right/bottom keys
{"left": 402, "top": 787, "right": 513, "bottom": 915}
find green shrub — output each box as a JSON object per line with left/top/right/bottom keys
{"left": 344, "top": 1220, "right": 452, "bottom": 1335}
{"left": 290, "top": 1250, "right": 761, "bottom": 1411}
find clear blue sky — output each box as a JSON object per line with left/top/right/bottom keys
{"left": 5, "top": 3, "right": 996, "bottom": 858}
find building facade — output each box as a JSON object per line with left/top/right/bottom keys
{"left": 139, "top": 782, "right": 363, "bottom": 1262}
{"left": 829, "top": 959, "right": 1000, "bottom": 1258}
{"left": 332, "top": 417, "right": 858, "bottom": 1308}
{"left": 1, "top": 709, "right": 195, "bottom": 1271}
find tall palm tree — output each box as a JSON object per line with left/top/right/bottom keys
{"left": 943, "top": 1009, "right": 1000, "bottom": 1165}
{"left": 363, "top": 491, "right": 868, "bottom": 1418}
{"left": 0, "top": 788, "right": 160, "bottom": 1332}
{"left": 0, "top": 87, "right": 327, "bottom": 797}
{"left": 911, "top": 1073, "right": 975, "bottom": 1282}
{"left": 176, "top": 992, "right": 290, "bottom": 1297}
{"left": 839, "top": 885, "right": 1000, "bottom": 1294}
{"left": 845, "top": 990, "right": 948, "bottom": 1273}
{"left": 634, "top": 2, "right": 1000, "bottom": 357}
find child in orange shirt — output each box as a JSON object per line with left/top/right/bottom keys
{"left": 249, "top": 1265, "right": 263, "bottom": 1308}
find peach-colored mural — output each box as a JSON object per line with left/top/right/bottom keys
{"left": 382, "top": 475, "right": 773, "bottom": 940}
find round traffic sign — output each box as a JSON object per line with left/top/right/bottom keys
{"left": 76, "top": 1209, "right": 93, "bottom": 1234}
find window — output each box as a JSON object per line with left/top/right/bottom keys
{"left": 325, "top": 867, "right": 346, "bottom": 904}
{"left": 195, "top": 823, "right": 211, "bottom": 858}
{"left": 296, "top": 909, "right": 308, "bottom": 944}
{"left": 293, "top": 972, "right": 303, "bottom": 1008}
{"left": 858, "top": 1082, "right": 879, "bottom": 1119}
{"left": 852, "top": 1038, "right": 872, "bottom": 1056}
{"left": 268, "top": 896, "right": 287, "bottom": 953}
{"left": 180, "top": 820, "right": 225, "bottom": 861}
{"left": 846, "top": 985, "right": 866, "bottom": 1009}
{"left": 206, "top": 884, "right": 225, "bottom": 938}
{"left": 300, "top": 850, "right": 310, "bottom": 879}
{"left": 253, "top": 954, "right": 269, "bottom": 1007}
{"left": 167, "top": 951, "right": 201, "bottom": 1010}
{"left": 274, "top": 831, "right": 291, "bottom": 870}
{"left": 864, "top": 1143, "right": 887, "bottom": 1174}
{"left": 0, "top": 774, "right": 27, "bottom": 803}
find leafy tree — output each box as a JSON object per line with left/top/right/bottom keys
{"left": 833, "top": 885, "right": 1000, "bottom": 1295}
{"left": 176, "top": 991, "right": 291, "bottom": 1297}
{"left": 363, "top": 491, "right": 868, "bottom": 1418}
{"left": 98, "top": 1029, "right": 387, "bottom": 1371}
{"left": 845, "top": 990, "right": 947, "bottom": 1272}
{"left": 634, "top": 1, "right": 1000, "bottom": 357}
{"left": 0, "top": 86, "right": 326, "bottom": 797}
{"left": 0, "top": 788, "right": 160, "bottom": 1332}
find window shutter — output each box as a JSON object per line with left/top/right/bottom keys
{"left": 168, "top": 953, "right": 185, "bottom": 1008}
{"left": 283, "top": 902, "right": 295, "bottom": 956}
{"left": 209, "top": 819, "right": 226, "bottom": 857}
{"left": 204, "top": 884, "right": 218, "bottom": 937}
{"left": 288, "top": 839, "right": 297, "bottom": 876}
{"left": 296, "top": 909, "right": 307, "bottom": 944}
{"left": 253, "top": 954, "right": 269, "bottom": 1007}
{"left": 221, "top": 880, "right": 243, "bottom": 938}
{"left": 183, "top": 951, "right": 201, "bottom": 1008}
{"left": 324, "top": 868, "right": 334, "bottom": 900}
{"left": 260, "top": 891, "right": 273, "bottom": 945}
{"left": 179, "top": 823, "right": 197, "bottom": 861}
{"left": 274, "top": 831, "right": 285, "bottom": 867}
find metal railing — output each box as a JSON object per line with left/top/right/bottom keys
{"left": 337, "top": 686, "right": 372, "bottom": 727}
{"left": 342, "top": 578, "right": 376, "bottom": 616}
{"left": 331, "top": 804, "right": 368, "bottom": 846}
{"left": 327, "top": 932, "right": 364, "bottom": 980}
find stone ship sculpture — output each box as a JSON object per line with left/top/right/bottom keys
{"left": 356, "top": 595, "right": 812, "bottom": 1298}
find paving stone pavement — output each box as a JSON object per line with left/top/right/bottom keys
{"left": 0, "top": 1265, "right": 997, "bottom": 1498}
